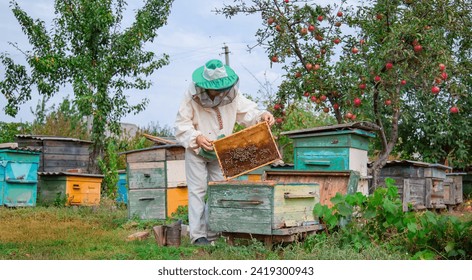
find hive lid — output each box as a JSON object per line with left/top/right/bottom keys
{"left": 213, "top": 122, "right": 282, "bottom": 180}
{"left": 282, "top": 122, "right": 379, "bottom": 138}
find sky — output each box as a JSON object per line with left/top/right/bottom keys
{"left": 0, "top": 0, "right": 285, "bottom": 129}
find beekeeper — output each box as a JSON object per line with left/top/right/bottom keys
{"left": 174, "top": 59, "right": 275, "bottom": 245}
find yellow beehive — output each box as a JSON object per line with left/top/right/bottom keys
{"left": 38, "top": 172, "right": 103, "bottom": 206}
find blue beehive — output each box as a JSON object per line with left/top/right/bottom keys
{"left": 0, "top": 147, "right": 41, "bottom": 207}
{"left": 116, "top": 170, "right": 128, "bottom": 204}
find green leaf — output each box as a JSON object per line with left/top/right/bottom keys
{"left": 337, "top": 203, "right": 353, "bottom": 217}
{"left": 407, "top": 222, "right": 417, "bottom": 233}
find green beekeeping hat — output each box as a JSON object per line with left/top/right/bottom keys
{"left": 192, "top": 59, "right": 239, "bottom": 90}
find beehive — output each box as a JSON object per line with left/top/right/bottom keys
{"left": 379, "top": 160, "right": 451, "bottom": 211}
{"left": 262, "top": 170, "right": 360, "bottom": 208}
{"left": 443, "top": 173, "right": 465, "bottom": 207}
{"left": 213, "top": 122, "right": 281, "bottom": 180}
{"left": 122, "top": 145, "right": 188, "bottom": 220}
{"left": 0, "top": 147, "right": 41, "bottom": 207}
{"left": 15, "top": 135, "right": 92, "bottom": 172}
{"left": 116, "top": 170, "right": 128, "bottom": 205}
{"left": 208, "top": 180, "right": 320, "bottom": 235}
{"left": 38, "top": 172, "right": 103, "bottom": 206}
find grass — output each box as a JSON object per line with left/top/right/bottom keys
{"left": 2, "top": 199, "right": 470, "bottom": 260}
{"left": 0, "top": 207, "right": 403, "bottom": 260}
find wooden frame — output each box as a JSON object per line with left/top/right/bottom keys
{"left": 213, "top": 122, "right": 281, "bottom": 180}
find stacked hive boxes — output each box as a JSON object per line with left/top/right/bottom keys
{"left": 0, "top": 147, "right": 41, "bottom": 207}
{"left": 123, "top": 145, "right": 188, "bottom": 220}
{"left": 15, "top": 135, "right": 102, "bottom": 206}
{"left": 281, "top": 122, "right": 377, "bottom": 195}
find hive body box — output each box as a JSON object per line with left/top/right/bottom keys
{"left": 379, "top": 160, "right": 451, "bottom": 211}
{"left": 208, "top": 180, "right": 320, "bottom": 235}
{"left": 282, "top": 122, "right": 377, "bottom": 195}
{"left": 116, "top": 170, "right": 128, "bottom": 205}
{"left": 262, "top": 170, "right": 360, "bottom": 208}
{"left": 0, "top": 148, "right": 40, "bottom": 207}
{"left": 15, "top": 135, "right": 92, "bottom": 172}
{"left": 38, "top": 172, "right": 103, "bottom": 206}
{"left": 123, "top": 145, "right": 188, "bottom": 220}
{"left": 442, "top": 173, "right": 464, "bottom": 207}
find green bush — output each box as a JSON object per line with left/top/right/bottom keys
{"left": 312, "top": 179, "right": 472, "bottom": 259}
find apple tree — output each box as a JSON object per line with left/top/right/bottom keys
{"left": 216, "top": 0, "right": 472, "bottom": 189}
{"left": 0, "top": 0, "right": 173, "bottom": 173}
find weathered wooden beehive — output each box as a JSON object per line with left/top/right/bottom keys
{"left": 281, "top": 122, "right": 378, "bottom": 195}
{"left": 0, "top": 147, "right": 41, "bottom": 207}
{"left": 443, "top": 173, "right": 465, "bottom": 208}
{"left": 262, "top": 170, "right": 360, "bottom": 208}
{"left": 213, "top": 122, "right": 281, "bottom": 180}
{"left": 207, "top": 180, "right": 321, "bottom": 240}
{"left": 378, "top": 160, "right": 451, "bottom": 211}
{"left": 15, "top": 135, "right": 92, "bottom": 172}
{"left": 123, "top": 145, "right": 188, "bottom": 220}
{"left": 38, "top": 172, "right": 103, "bottom": 206}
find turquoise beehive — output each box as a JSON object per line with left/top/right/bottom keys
{"left": 0, "top": 147, "right": 41, "bottom": 207}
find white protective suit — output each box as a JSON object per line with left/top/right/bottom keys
{"left": 174, "top": 83, "right": 268, "bottom": 243}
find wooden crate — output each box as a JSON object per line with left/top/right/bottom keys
{"left": 38, "top": 172, "right": 103, "bottom": 206}
{"left": 208, "top": 180, "right": 320, "bottom": 235}
{"left": 15, "top": 135, "right": 92, "bottom": 173}
{"left": 0, "top": 148, "right": 41, "bottom": 207}
{"left": 282, "top": 122, "right": 376, "bottom": 177}
{"left": 213, "top": 122, "right": 281, "bottom": 180}
{"left": 122, "top": 145, "right": 188, "bottom": 220}
{"left": 262, "top": 170, "right": 360, "bottom": 208}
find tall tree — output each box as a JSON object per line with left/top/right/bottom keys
{"left": 0, "top": 0, "right": 173, "bottom": 172}
{"left": 216, "top": 0, "right": 472, "bottom": 190}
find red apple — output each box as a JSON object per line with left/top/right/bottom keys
{"left": 335, "top": 21, "right": 342, "bottom": 27}
{"left": 267, "top": 17, "right": 275, "bottom": 25}
{"left": 317, "top": 15, "right": 324, "bottom": 21}
{"left": 308, "top": 25, "right": 315, "bottom": 32}
{"left": 353, "top": 97, "right": 362, "bottom": 107}
{"left": 374, "top": 75, "right": 381, "bottom": 82}
{"left": 439, "top": 63, "right": 446, "bottom": 72}
{"left": 300, "top": 28, "right": 308, "bottom": 36}
{"left": 376, "top": 14, "right": 383, "bottom": 20}
{"left": 305, "top": 63, "right": 313, "bottom": 70}
{"left": 450, "top": 106, "right": 459, "bottom": 114}
{"left": 315, "top": 34, "right": 323, "bottom": 41}
{"left": 431, "top": 85, "right": 440, "bottom": 94}
{"left": 284, "top": 0, "right": 289, "bottom": 3}
{"left": 441, "top": 72, "right": 448, "bottom": 80}
{"left": 271, "top": 55, "right": 279, "bottom": 62}
{"left": 295, "top": 72, "right": 302, "bottom": 78}
{"left": 314, "top": 64, "right": 321, "bottom": 70}
{"left": 303, "top": 91, "right": 310, "bottom": 97}
{"left": 276, "top": 25, "right": 282, "bottom": 32}
{"left": 337, "top": 11, "right": 343, "bottom": 17}
{"left": 413, "top": 44, "right": 423, "bottom": 52}
{"left": 333, "top": 38, "right": 341, "bottom": 44}
{"left": 274, "top": 103, "right": 281, "bottom": 110}
{"left": 400, "top": 79, "right": 407, "bottom": 85}
{"left": 351, "top": 114, "right": 357, "bottom": 120}
{"left": 386, "top": 62, "right": 393, "bottom": 70}
{"left": 310, "top": 95, "right": 317, "bottom": 102}
{"left": 333, "top": 103, "right": 340, "bottom": 110}
{"left": 276, "top": 117, "right": 283, "bottom": 124}
{"left": 345, "top": 112, "right": 353, "bottom": 119}
{"left": 320, "top": 94, "right": 327, "bottom": 101}
{"left": 352, "top": 47, "right": 359, "bottom": 54}
{"left": 360, "top": 39, "right": 366, "bottom": 45}
{"left": 323, "top": 107, "right": 330, "bottom": 113}
{"left": 359, "top": 83, "right": 366, "bottom": 90}
{"left": 384, "top": 99, "right": 392, "bottom": 106}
